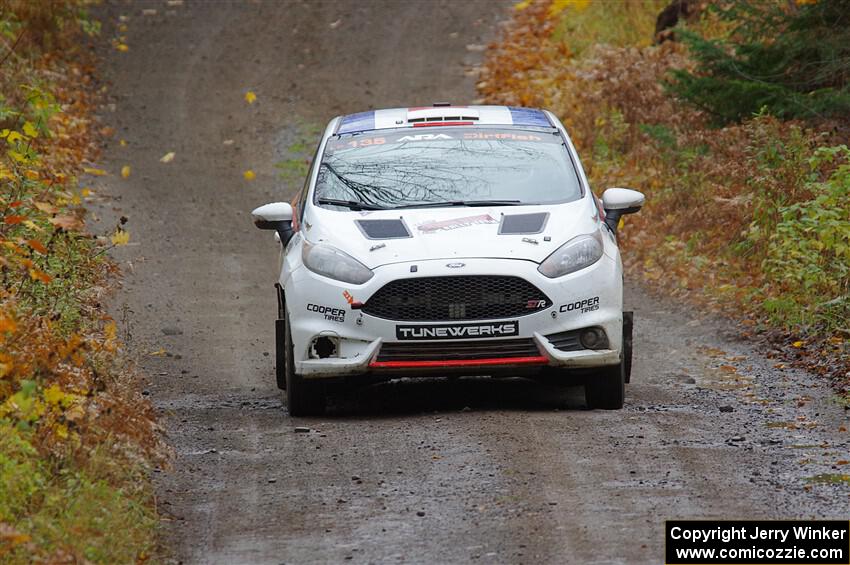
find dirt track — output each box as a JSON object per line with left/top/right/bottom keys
{"left": 91, "top": 1, "right": 849, "bottom": 563}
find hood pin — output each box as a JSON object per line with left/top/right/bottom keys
{"left": 522, "top": 237, "right": 538, "bottom": 245}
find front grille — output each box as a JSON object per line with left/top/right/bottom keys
{"left": 362, "top": 275, "right": 551, "bottom": 321}
{"left": 376, "top": 338, "right": 540, "bottom": 362}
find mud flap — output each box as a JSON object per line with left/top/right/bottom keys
{"left": 623, "top": 311, "right": 634, "bottom": 383}
{"left": 275, "top": 317, "right": 286, "bottom": 390}
{"left": 275, "top": 284, "right": 287, "bottom": 390}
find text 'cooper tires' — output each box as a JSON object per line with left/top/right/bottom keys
{"left": 284, "top": 312, "right": 326, "bottom": 416}
{"left": 585, "top": 359, "right": 625, "bottom": 410}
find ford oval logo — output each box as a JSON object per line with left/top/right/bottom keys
{"left": 446, "top": 262, "right": 465, "bottom": 269}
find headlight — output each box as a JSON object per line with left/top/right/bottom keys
{"left": 538, "top": 230, "right": 604, "bottom": 278}
{"left": 302, "top": 240, "right": 374, "bottom": 284}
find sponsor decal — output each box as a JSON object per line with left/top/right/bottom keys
{"left": 559, "top": 296, "right": 600, "bottom": 314}
{"left": 462, "top": 132, "right": 543, "bottom": 141}
{"left": 343, "top": 290, "right": 356, "bottom": 305}
{"left": 417, "top": 214, "right": 498, "bottom": 234}
{"left": 307, "top": 303, "right": 345, "bottom": 323}
{"left": 526, "top": 299, "right": 547, "bottom": 309}
{"left": 446, "top": 262, "right": 465, "bottom": 268}
{"left": 396, "top": 321, "right": 519, "bottom": 340}
{"left": 397, "top": 133, "right": 453, "bottom": 142}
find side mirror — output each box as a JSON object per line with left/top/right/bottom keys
{"left": 252, "top": 202, "right": 294, "bottom": 245}
{"left": 601, "top": 188, "right": 644, "bottom": 234}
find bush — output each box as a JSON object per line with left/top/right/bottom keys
{"left": 759, "top": 145, "right": 850, "bottom": 332}
{"left": 668, "top": 0, "right": 850, "bottom": 123}
{"left": 1, "top": 2, "right": 163, "bottom": 561}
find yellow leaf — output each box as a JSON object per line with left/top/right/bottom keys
{"left": 22, "top": 122, "right": 38, "bottom": 138}
{"left": 23, "top": 220, "right": 42, "bottom": 232}
{"left": 244, "top": 90, "right": 257, "bottom": 104}
{"left": 104, "top": 321, "right": 117, "bottom": 341}
{"left": 111, "top": 229, "right": 130, "bottom": 246}
{"left": 29, "top": 269, "right": 52, "bottom": 283}
{"left": 23, "top": 169, "right": 39, "bottom": 180}
{"left": 119, "top": 139, "right": 127, "bottom": 147}
{"left": 121, "top": 165, "right": 131, "bottom": 178}
{"left": 792, "top": 340, "right": 804, "bottom": 348}
{"left": 6, "top": 131, "right": 24, "bottom": 144}
{"left": 81, "top": 188, "right": 94, "bottom": 197}
{"left": 514, "top": 0, "right": 531, "bottom": 10}
{"left": 243, "top": 170, "right": 256, "bottom": 181}
{"left": 149, "top": 348, "right": 167, "bottom": 356}
{"left": 8, "top": 150, "right": 28, "bottom": 163}
{"left": 83, "top": 167, "right": 107, "bottom": 176}
{"left": 116, "top": 43, "right": 129, "bottom": 52}
{"left": 160, "top": 151, "right": 175, "bottom": 163}
{"left": 43, "top": 384, "right": 67, "bottom": 407}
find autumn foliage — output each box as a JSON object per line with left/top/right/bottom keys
{"left": 480, "top": 0, "right": 848, "bottom": 384}
{"left": 1, "top": 2, "right": 162, "bottom": 561}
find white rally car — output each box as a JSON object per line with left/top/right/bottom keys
{"left": 252, "top": 105, "right": 644, "bottom": 415}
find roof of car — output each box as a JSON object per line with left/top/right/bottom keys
{"left": 334, "top": 105, "right": 552, "bottom": 135}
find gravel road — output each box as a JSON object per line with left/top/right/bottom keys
{"left": 92, "top": 1, "right": 849, "bottom": 563}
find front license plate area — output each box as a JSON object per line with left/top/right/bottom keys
{"left": 395, "top": 321, "right": 519, "bottom": 340}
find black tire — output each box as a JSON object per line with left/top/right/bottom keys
{"left": 284, "top": 313, "right": 325, "bottom": 416}
{"left": 585, "top": 359, "right": 625, "bottom": 410}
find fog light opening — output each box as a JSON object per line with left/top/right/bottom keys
{"left": 579, "top": 327, "right": 608, "bottom": 350}
{"left": 311, "top": 336, "right": 338, "bottom": 359}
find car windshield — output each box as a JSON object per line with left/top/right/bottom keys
{"left": 314, "top": 127, "right": 582, "bottom": 209}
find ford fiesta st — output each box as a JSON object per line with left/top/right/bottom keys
{"left": 251, "top": 105, "right": 645, "bottom": 415}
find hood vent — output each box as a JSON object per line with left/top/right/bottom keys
{"left": 498, "top": 212, "right": 549, "bottom": 235}
{"left": 355, "top": 219, "right": 412, "bottom": 240}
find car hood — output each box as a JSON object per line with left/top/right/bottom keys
{"left": 302, "top": 198, "right": 603, "bottom": 269}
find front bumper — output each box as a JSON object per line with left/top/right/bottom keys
{"left": 285, "top": 256, "right": 623, "bottom": 379}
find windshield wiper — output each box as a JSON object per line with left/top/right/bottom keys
{"left": 394, "top": 200, "right": 522, "bottom": 209}
{"left": 317, "top": 198, "right": 387, "bottom": 211}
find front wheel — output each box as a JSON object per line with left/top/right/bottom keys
{"left": 585, "top": 359, "right": 625, "bottom": 410}
{"left": 284, "top": 313, "right": 325, "bottom": 416}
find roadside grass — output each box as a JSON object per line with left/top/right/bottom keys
{"left": 806, "top": 474, "right": 850, "bottom": 486}
{"left": 275, "top": 121, "right": 322, "bottom": 182}
{"left": 481, "top": 0, "right": 849, "bottom": 384}
{"left": 1, "top": 2, "right": 163, "bottom": 561}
